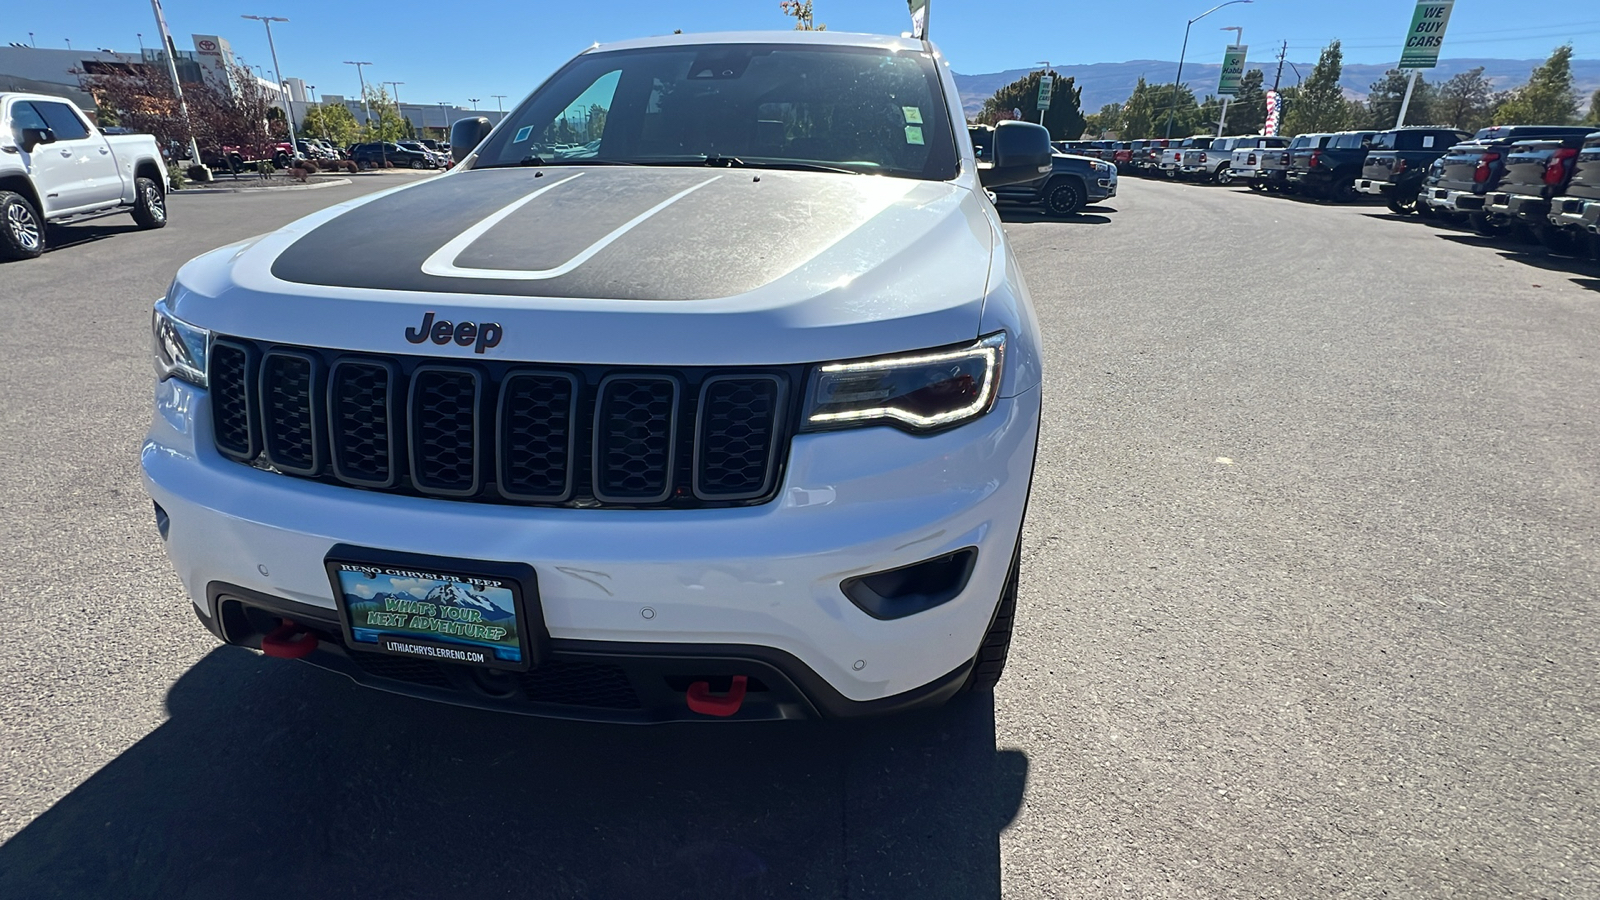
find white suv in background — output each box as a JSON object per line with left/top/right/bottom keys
{"left": 143, "top": 30, "right": 1049, "bottom": 723}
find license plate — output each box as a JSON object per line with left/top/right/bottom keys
{"left": 325, "top": 546, "right": 543, "bottom": 671}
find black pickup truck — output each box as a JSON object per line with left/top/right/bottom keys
{"left": 1545, "top": 131, "right": 1600, "bottom": 256}
{"left": 1419, "top": 125, "right": 1595, "bottom": 234}
{"left": 1287, "top": 130, "right": 1378, "bottom": 201}
{"left": 1482, "top": 133, "right": 1593, "bottom": 243}
{"left": 1355, "top": 126, "right": 1470, "bottom": 214}
{"left": 976, "top": 127, "right": 1117, "bottom": 215}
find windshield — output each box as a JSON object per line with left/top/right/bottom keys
{"left": 1372, "top": 132, "right": 1398, "bottom": 150}
{"left": 474, "top": 43, "right": 957, "bottom": 180}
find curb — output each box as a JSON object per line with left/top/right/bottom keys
{"left": 172, "top": 177, "right": 354, "bottom": 195}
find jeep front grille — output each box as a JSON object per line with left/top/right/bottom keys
{"left": 208, "top": 337, "right": 795, "bottom": 509}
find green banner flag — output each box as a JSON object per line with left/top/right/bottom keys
{"left": 1218, "top": 45, "right": 1248, "bottom": 96}
{"left": 908, "top": 0, "right": 928, "bottom": 39}
{"left": 1399, "top": 0, "right": 1454, "bottom": 69}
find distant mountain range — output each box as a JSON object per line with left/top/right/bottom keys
{"left": 954, "top": 58, "right": 1600, "bottom": 118}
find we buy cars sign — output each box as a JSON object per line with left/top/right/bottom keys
{"left": 1399, "top": 0, "right": 1454, "bottom": 69}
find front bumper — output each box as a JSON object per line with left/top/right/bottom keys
{"left": 143, "top": 377, "right": 1041, "bottom": 719}
{"left": 1549, "top": 196, "right": 1600, "bottom": 232}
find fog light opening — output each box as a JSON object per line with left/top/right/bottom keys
{"left": 841, "top": 547, "right": 979, "bottom": 620}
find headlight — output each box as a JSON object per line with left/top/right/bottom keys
{"left": 152, "top": 297, "right": 209, "bottom": 387}
{"left": 801, "top": 333, "right": 1005, "bottom": 433}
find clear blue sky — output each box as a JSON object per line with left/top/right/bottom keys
{"left": 14, "top": 1, "right": 1599, "bottom": 108}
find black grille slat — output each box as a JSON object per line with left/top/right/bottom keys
{"left": 695, "top": 376, "right": 784, "bottom": 500}
{"left": 329, "top": 360, "right": 397, "bottom": 488}
{"left": 208, "top": 337, "right": 792, "bottom": 509}
{"left": 409, "top": 367, "right": 481, "bottom": 496}
{"left": 350, "top": 652, "right": 641, "bottom": 709}
{"left": 260, "top": 351, "right": 320, "bottom": 475}
{"left": 594, "top": 376, "right": 678, "bottom": 504}
{"left": 209, "top": 340, "right": 258, "bottom": 460}
{"left": 498, "top": 372, "right": 577, "bottom": 502}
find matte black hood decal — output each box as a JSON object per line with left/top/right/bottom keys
{"left": 270, "top": 167, "right": 918, "bottom": 301}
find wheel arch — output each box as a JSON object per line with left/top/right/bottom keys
{"left": 134, "top": 159, "right": 165, "bottom": 191}
{"left": 0, "top": 175, "right": 45, "bottom": 219}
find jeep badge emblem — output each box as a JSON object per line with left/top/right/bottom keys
{"left": 404, "top": 311, "right": 502, "bottom": 354}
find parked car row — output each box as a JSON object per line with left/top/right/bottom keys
{"left": 1135, "top": 120, "right": 1600, "bottom": 258}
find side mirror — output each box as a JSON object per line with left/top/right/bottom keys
{"left": 450, "top": 117, "right": 493, "bottom": 164}
{"left": 20, "top": 127, "right": 55, "bottom": 152}
{"left": 979, "top": 121, "right": 1053, "bottom": 188}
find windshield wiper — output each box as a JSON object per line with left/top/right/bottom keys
{"left": 639, "top": 156, "right": 863, "bottom": 175}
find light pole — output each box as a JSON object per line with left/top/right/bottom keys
{"left": 137, "top": 33, "right": 143, "bottom": 52}
{"left": 1216, "top": 26, "right": 1242, "bottom": 136}
{"left": 241, "top": 16, "right": 296, "bottom": 140}
{"left": 148, "top": 0, "right": 206, "bottom": 179}
{"left": 437, "top": 102, "right": 449, "bottom": 141}
{"left": 1164, "top": 0, "right": 1253, "bottom": 139}
{"left": 344, "top": 60, "right": 374, "bottom": 129}
{"left": 468, "top": 98, "right": 480, "bottom": 115}
{"left": 384, "top": 81, "right": 405, "bottom": 137}
{"left": 492, "top": 94, "right": 507, "bottom": 120}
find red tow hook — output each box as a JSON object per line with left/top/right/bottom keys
{"left": 686, "top": 676, "right": 748, "bottom": 717}
{"left": 260, "top": 619, "right": 318, "bottom": 659}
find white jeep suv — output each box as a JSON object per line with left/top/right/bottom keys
{"left": 144, "top": 30, "right": 1047, "bottom": 722}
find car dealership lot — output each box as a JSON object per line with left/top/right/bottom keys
{"left": 0, "top": 177, "right": 1596, "bottom": 898}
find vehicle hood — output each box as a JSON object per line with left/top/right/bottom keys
{"left": 172, "top": 166, "right": 996, "bottom": 366}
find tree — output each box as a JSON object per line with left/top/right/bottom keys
{"left": 77, "top": 61, "right": 192, "bottom": 151}
{"left": 977, "top": 70, "right": 1086, "bottom": 140}
{"left": 1154, "top": 82, "right": 1205, "bottom": 137}
{"left": 1284, "top": 40, "right": 1349, "bottom": 135}
{"left": 1587, "top": 88, "right": 1600, "bottom": 126}
{"left": 1364, "top": 69, "right": 1434, "bottom": 129}
{"left": 779, "top": 1, "right": 825, "bottom": 30}
{"left": 1118, "top": 77, "right": 1162, "bottom": 139}
{"left": 1084, "top": 102, "right": 1124, "bottom": 138}
{"left": 1436, "top": 66, "right": 1495, "bottom": 132}
{"left": 1226, "top": 69, "right": 1266, "bottom": 135}
{"left": 362, "top": 85, "right": 414, "bottom": 142}
{"left": 1494, "top": 44, "right": 1579, "bottom": 125}
{"left": 186, "top": 61, "right": 279, "bottom": 161}
{"left": 300, "top": 101, "right": 360, "bottom": 145}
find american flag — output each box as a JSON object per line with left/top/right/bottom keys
{"left": 1265, "top": 90, "right": 1282, "bottom": 136}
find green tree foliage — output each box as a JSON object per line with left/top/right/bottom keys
{"left": 1587, "top": 88, "right": 1600, "bottom": 126}
{"left": 362, "top": 85, "right": 414, "bottom": 142}
{"left": 1225, "top": 69, "right": 1267, "bottom": 135}
{"left": 779, "top": 1, "right": 825, "bottom": 30}
{"left": 1284, "top": 40, "right": 1349, "bottom": 135}
{"left": 1436, "top": 67, "right": 1495, "bottom": 132}
{"left": 300, "top": 101, "right": 360, "bottom": 145}
{"left": 1364, "top": 69, "right": 1435, "bottom": 129}
{"left": 1494, "top": 44, "right": 1579, "bottom": 126}
{"left": 1117, "top": 77, "right": 1162, "bottom": 138}
{"left": 1153, "top": 82, "right": 1204, "bottom": 138}
{"left": 1084, "top": 102, "right": 1124, "bottom": 137}
{"left": 977, "top": 70, "right": 1086, "bottom": 141}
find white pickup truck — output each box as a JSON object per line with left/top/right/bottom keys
{"left": 1, "top": 91, "right": 169, "bottom": 260}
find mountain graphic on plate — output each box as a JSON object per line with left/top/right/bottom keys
{"left": 424, "top": 582, "right": 515, "bottom": 622}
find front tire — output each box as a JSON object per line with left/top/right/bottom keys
{"left": 131, "top": 176, "right": 167, "bottom": 229}
{"left": 410, "top": 159, "right": 426, "bottom": 170}
{"left": 1043, "top": 179, "right": 1086, "bottom": 217}
{"left": 964, "top": 542, "right": 1020, "bottom": 692}
{"left": 0, "top": 191, "right": 44, "bottom": 260}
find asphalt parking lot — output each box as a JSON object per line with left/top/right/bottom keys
{"left": 0, "top": 174, "right": 1596, "bottom": 899}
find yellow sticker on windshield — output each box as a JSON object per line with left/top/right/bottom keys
{"left": 903, "top": 107, "right": 923, "bottom": 125}
{"left": 905, "top": 125, "right": 925, "bottom": 146}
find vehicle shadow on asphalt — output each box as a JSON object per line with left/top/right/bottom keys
{"left": 44, "top": 221, "right": 143, "bottom": 252}
{"left": 996, "top": 205, "right": 1115, "bottom": 225}
{"left": 0, "top": 647, "right": 1027, "bottom": 900}
{"left": 1429, "top": 231, "right": 1600, "bottom": 288}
